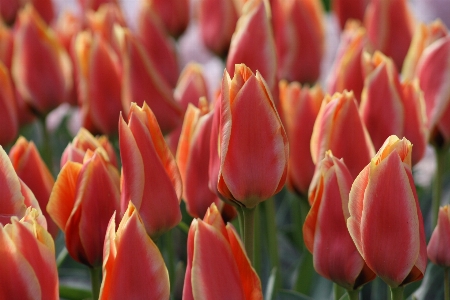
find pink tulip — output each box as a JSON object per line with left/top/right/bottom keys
{"left": 332, "top": 0, "right": 368, "bottom": 30}
{"left": 0, "top": 22, "right": 13, "bottom": 69}
{"left": 78, "top": 0, "right": 118, "bottom": 13}
{"left": 0, "top": 61, "right": 18, "bottom": 146}
{"left": 428, "top": 205, "right": 450, "bottom": 267}
{"left": 144, "top": 0, "right": 189, "bottom": 38}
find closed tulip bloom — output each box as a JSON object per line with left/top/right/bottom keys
{"left": 12, "top": 5, "right": 72, "bottom": 115}
{"left": 0, "top": 22, "right": 13, "bottom": 69}
{"left": 327, "top": 21, "right": 366, "bottom": 102}
{"left": 311, "top": 91, "right": 375, "bottom": 179}
{"left": 115, "top": 25, "right": 183, "bottom": 134}
{"left": 347, "top": 135, "right": 427, "bottom": 287}
{"left": 0, "top": 61, "right": 18, "bottom": 146}
{"left": 428, "top": 205, "right": 450, "bottom": 267}
{"left": 272, "top": 0, "right": 325, "bottom": 84}
{"left": 304, "top": 151, "right": 375, "bottom": 290}
{"left": 99, "top": 202, "right": 169, "bottom": 300}
{"left": 9, "top": 137, "right": 58, "bottom": 237}
{"left": 364, "top": 0, "right": 415, "bottom": 70}
{"left": 217, "top": 64, "right": 288, "bottom": 208}
{"left": 30, "top": 0, "right": 55, "bottom": 24}
{"left": 183, "top": 203, "right": 262, "bottom": 300}
{"left": 0, "top": 208, "right": 58, "bottom": 300}
{"left": 227, "top": 0, "right": 277, "bottom": 92}
{"left": 47, "top": 150, "right": 120, "bottom": 267}
{"left": 0, "top": 0, "right": 22, "bottom": 24}
{"left": 332, "top": 0, "right": 368, "bottom": 30}
{"left": 360, "top": 51, "right": 427, "bottom": 164}
{"left": 279, "top": 80, "right": 323, "bottom": 196}
{"left": 144, "top": 0, "right": 189, "bottom": 38}
{"left": 119, "top": 102, "right": 182, "bottom": 239}
{"left": 78, "top": 0, "right": 118, "bottom": 13}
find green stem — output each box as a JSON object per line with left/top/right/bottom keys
{"left": 242, "top": 206, "right": 256, "bottom": 264}
{"left": 163, "top": 230, "right": 175, "bottom": 293}
{"left": 253, "top": 205, "right": 261, "bottom": 276}
{"left": 445, "top": 267, "right": 449, "bottom": 300}
{"left": 390, "top": 286, "right": 404, "bottom": 300}
{"left": 39, "top": 116, "right": 53, "bottom": 174}
{"left": 90, "top": 267, "right": 101, "bottom": 300}
{"left": 263, "top": 198, "right": 281, "bottom": 298}
{"left": 237, "top": 207, "right": 245, "bottom": 240}
{"left": 334, "top": 284, "right": 345, "bottom": 300}
{"left": 291, "top": 194, "right": 306, "bottom": 250}
{"left": 432, "top": 146, "right": 446, "bottom": 228}
{"left": 177, "top": 221, "right": 190, "bottom": 235}
{"left": 347, "top": 289, "right": 359, "bottom": 300}
{"left": 56, "top": 247, "right": 68, "bottom": 268}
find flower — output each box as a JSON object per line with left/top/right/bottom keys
{"left": 144, "top": 0, "right": 189, "bottom": 38}
{"left": 428, "top": 205, "right": 450, "bottom": 267}
{"left": 332, "top": 0, "right": 367, "bottom": 30}
{"left": 0, "top": 60, "right": 18, "bottom": 146}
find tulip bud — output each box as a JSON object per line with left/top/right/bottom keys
{"left": 217, "top": 64, "right": 288, "bottom": 208}
{"left": 428, "top": 205, "right": 450, "bottom": 267}
{"left": 279, "top": 80, "right": 323, "bottom": 196}
{"left": 144, "top": 0, "right": 189, "bottom": 38}
{"left": 0, "top": 0, "right": 22, "bottom": 24}
{"left": 347, "top": 135, "right": 427, "bottom": 287}
{"left": 119, "top": 102, "right": 182, "bottom": 239}
{"left": 47, "top": 150, "right": 121, "bottom": 267}
{"left": 332, "top": 0, "right": 368, "bottom": 30}
{"left": 78, "top": 0, "right": 119, "bottom": 13}
{"left": 0, "top": 60, "right": 18, "bottom": 146}
{"left": 311, "top": 91, "right": 375, "bottom": 179}
{"left": 304, "top": 151, "right": 375, "bottom": 290}
{"left": 99, "top": 202, "right": 169, "bottom": 299}
{"left": 31, "top": 0, "right": 55, "bottom": 24}
{"left": 183, "top": 203, "right": 263, "bottom": 300}
{"left": 0, "top": 22, "right": 13, "bottom": 69}
{"left": 0, "top": 208, "right": 58, "bottom": 300}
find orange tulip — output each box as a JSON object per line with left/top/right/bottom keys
{"left": 9, "top": 137, "right": 58, "bottom": 237}
{"left": 47, "top": 150, "right": 120, "bottom": 267}
{"left": 311, "top": 91, "right": 375, "bottom": 179}
{"left": 0, "top": 60, "right": 18, "bottom": 146}
{"left": 119, "top": 102, "right": 182, "bottom": 239}
{"left": 332, "top": 0, "right": 368, "bottom": 30}
{"left": 271, "top": 0, "right": 325, "bottom": 84}
{"left": 347, "top": 135, "right": 427, "bottom": 287}
{"left": 279, "top": 80, "right": 323, "bottom": 196}
{"left": 304, "top": 151, "right": 375, "bottom": 290}
{"left": 99, "top": 202, "right": 169, "bottom": 299}
{"left": 217, "top": 64, "right": 288, "bottom": 208}
{"left": 0, "top": 208, "right": 58, "bottom": 300}
{"left": 183, "top": 203, "right": 262, "bottom": 300}
{"left": 11, "top": 5, "right": 72, "bottom": 115}
{"left": 144, "top": 0, "right": 189, "bottom": 38}
{"left": 428, "top": 205, "right": 450, "bottom": 267}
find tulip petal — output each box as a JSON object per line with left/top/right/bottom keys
{"left": 428, "top": 206, "right": 450, "bottom": 266}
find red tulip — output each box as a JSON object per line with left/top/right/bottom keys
{"left": 183, "top": 203, "right": 262, "bottom": 300}
{"left": 304, "top": 151, "right": 375, "bottom": 290}
{"left": 279, "top": 80, "right": 323, "bottom": 196}
{"left": 30, "top": 0, "right": 55, "bottom": 24}
{"left": 428, "top": 205, "right": 450, "bottom": 267}
{"left": 119, "top": 102, "right": 182, "bottom": 239}
{"left": 0, "top": 208, "right": 58, "bottom": 300}
{"left": 78, "top": 0, "right": 118, "bottom": 13}
{"left": 271, "top": 0, "right": 325, "bottom": 84}
{"left": 0, "top": 22, "right": 13, "bottom": 69}
{"left": 217, "top": 64, "right": 288, "bottom": 208}
{"left": 0, "top": 60, "right": 18, "bottom": 146}
{"left": 99, "top": 202, "right": 169, "bottom": 299}
{"left": 332, "top": 0, "right": 368, "bottom": 30}
{"left": 347, "top": 135, "right": 427, "bottom": 287}
{"left": 144, "top": 0, "right": 189, "bottom": 38}
{"left": 0, "top": 0, "right": 22, "bottom": 24}
{"left": 311, "top": 91, "right": 375, "bottom": 179}
{"left": 47, "top": 150, "right": 121, "bottom": 267}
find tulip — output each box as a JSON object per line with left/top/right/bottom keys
{"left": 115, "top": 25, "right": 183, "bottom": 134}
{"left": 360, "top": 51, "right": 427, "bottom": 164}
{"left": 0, "top": 0, "right": 22, "bottom": 24}
{"left": 347, "top": 135, "right": 427, "bottom": 289}
{"left": 428, "top": 205, "right": 450, "bottom": 267}
{"left": 311, "top": 91, "right": 375, "bottom": 179}
{"left": 99, "top": 202, "right": 169, "bottom": 300}
{"left": 327, "top": 20, "right": 366, "bottom": 102}
{"left": 11, "top": 5, "right": 72, "bottom": 115}
{"left": 0, "top": 208, "right": 58, "bottom": 300}
{"left": 47, "top": 150, "right": 121, "bottom": 267}
{"left": 78, "top": 0, "right": 119, "bottom": 13}
{"left": 30, "top": 0, "right": 55, "bottom": 24}
{"left": 271, "top": 0, "right": 325, "bottom": 84}
{"left": 198, "top": 0, "right": 240, "bottom": 56}
{"left": 226, "top": 0, "right": 277, "bottom": 93}
{"left": 332, "top": 0, "right": 368, "bottom": 30}
{"left": 0, "top": 60, "right": 18, "bottom": 146}
{"left": 73, "top": 31, "right": 123, "bottom": 135}
{"left": 119, "top": 102, "right": 182, "bottom": 239}
{"left": 364, "top": 0, "right": 415, "bottom": 70}
{"left": 279, "top": 80, "right": 323, "bottom": 196}
{"left": 217, "top": 64, "right": 288, "bottom": 208}
{"left": 9, "top": 137, "right": 58, "bottom": 237}
{"left": 304, "top": 151, "right": 375, "bottom": 290}
{"left": 183, "top": 203, "right": 263, "bottom": 300}
{"left": 144, "top": 0, "right": 189, "bottom": 38}
{"left": 0, "top": 22, "right": 13, "bottom": 69}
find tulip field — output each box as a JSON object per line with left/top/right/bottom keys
{"left": 1, "top": 0, "right": 450, "bottom": 299}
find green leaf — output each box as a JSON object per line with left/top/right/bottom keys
{"left": 59, "top": 285, "right": 92, "bottom": 300}
{"left": 276, "top": 289, "right": 312, "bottom": 300}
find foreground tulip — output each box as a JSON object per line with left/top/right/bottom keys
{"left": 0, "top": 208, "right": 58, "bottom": 300}
{"left": 0, "top": 60, "right": 18, "bottom": 146}
{"left": 183, "top": 203, "right": 263, "bottom": 300}
{"left": 304, "top": 151, "right": 375, "bottom": 291}
{"left": 144, "top": 0, "right": 189, "bottom": 38}
{"left": 99, "top": 202, "right": 169, "bottom": 300}
{"left": 311, "top": 91, "right": 375, "bottom": 179}
{"left": 279, "top": 80, "right": 323, "bottom": 196}
{"left": 119, "top": 102, "right": 182, "bottom": 239}
{"left": 47, "top": 150, "right": 120, "bottom": 267}
{"left": 347, "top": 136, "right": 427, "bottom": 291}
{"left": 428, "top": 205, "right": 450, "bottom": 267}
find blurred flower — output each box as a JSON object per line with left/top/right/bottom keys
{"left": 0, "top": 61, "right": 18, "bottom": 146}
{"left": 304, "top": 151, "right": 375, "bottom": 290}
{"left": 99, "top": 202, "right": 169, "bottom": 300}
{"left": 0, "top": 21, "right": 13, "bottom": 69}
{"left": 78, "top": 0, "right": 118, "bottom": 13}
{"left": 332, "top": 0, "right": 368, "bottom": 30}
{"left": 11, "top": 4, "right": 72, "bottom": 115}
{"left": 0, "top": 0, "right": 22, "bottom": 24}
{"left": 119, "top": 102, "right": 182, "bottom": 239}
{"left": 347, "top": 135, "right": 427, "bottom": 287}
{"left": 30, "top": 0, "right": 54, "bottom": 24}
{"left": 144, "top": 0, "right": 189, "bottom": 38}
{"left": 47, "top": 150, "right": 120, "bottom": 267}
{"left": 217, "top": 64, "right": 288, "bottom": 208}
{"left": 183, "top": 203, "right": 262, "bottom": 300}
{"left": 311, "top": 91, "right": 375, "bottom": 179}
{"left": 9, "top": 137, "right": 58, "bottom": 237}
{"left": 428, "top": 205, "right": 450, "bottom": 267}
{"left": 279, "top": 80, "right": 323, "bottom": 196}
{"left": 0, "top": 208, "right": 58, "bottom": 300}
{"left": 271, "top": 0, "right": 325, "bottom": 84}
